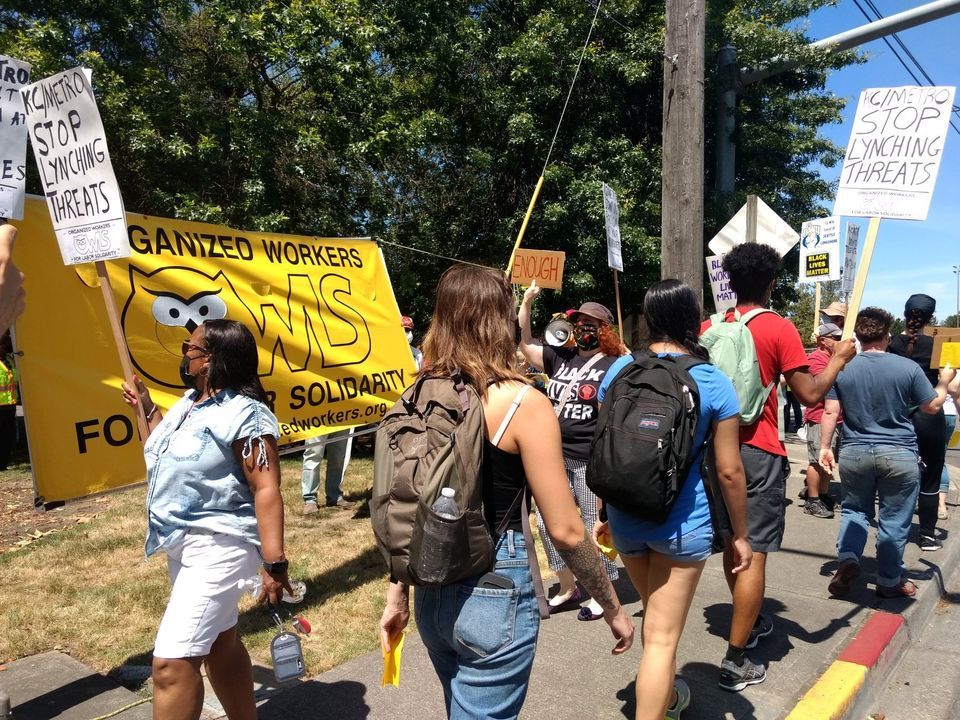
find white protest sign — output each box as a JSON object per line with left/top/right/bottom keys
{"left": 708, "top": 197, "right": 799, "bottom": 258}
{"left": 602, "top": 182, "right": 623, "bottom": 272}
{"left": 21, "top": 67, "right": 129, "bottom": 265}
{"left": 0, "top": 56, "right": 31, "bottom": 220}
{"left": 833, "top": 86, "right": 956, "bottom": 221}
{"left": 706, "top": 255, "right": 737, "bottom": 312}
{"left": 840, "top": 223, "right": 859, "bottom": 299}
{"left": 799, "top": 216, "right": 842, "bottom": 283}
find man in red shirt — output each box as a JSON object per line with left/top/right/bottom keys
{"left": 702, "top": 243, "right": 856, "bottom": 692}
{"left": 800, "top": 323, "right": 844, "bottom": 519}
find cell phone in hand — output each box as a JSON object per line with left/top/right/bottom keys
{"left": 478, "top": 572, "right": 515, "bottom": 590}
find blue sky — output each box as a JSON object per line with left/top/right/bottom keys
{"left": 803, "top": 1, "right": 960, "bottom": 321}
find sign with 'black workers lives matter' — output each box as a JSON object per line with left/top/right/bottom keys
{"left": 0, "top": 55, "right": 31, "bottom": 220}
{"left": 21, "top": 67, "right": 129, "bottom": 265}
{"left": 834, "top": 86, "right": 956, "bottom": 221}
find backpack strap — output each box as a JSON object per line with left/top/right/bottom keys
{"left": 740, "top": 307, "right": 775, "bottom": 324}
{"left": 490, "top": 384, "right": 549, "bottom": 619}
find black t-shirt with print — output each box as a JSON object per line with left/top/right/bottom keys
{"left": 542, "top": 346, "right": 619, "bottom": 461}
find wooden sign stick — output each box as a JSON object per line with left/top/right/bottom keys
{"left": 813, "top": 282, "right": 822, "bottom": 338}
{"left": 95, "top": 260, "right": 149, "bottom": 441}
{"left": 841, "top": 217, "right": 881, "bottom": 342}
{"left": 613, "top": 269, "right": 624, "bottom": 332}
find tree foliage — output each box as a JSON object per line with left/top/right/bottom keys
{"left": 2, "top": 0, "right": 857, "bottom": 325}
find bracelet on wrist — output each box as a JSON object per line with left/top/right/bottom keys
{"left": 145, "top": 404, "right": 158, "bottom": 421}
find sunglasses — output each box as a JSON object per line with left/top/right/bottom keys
{"left": 181, "top": 341, "right": 210, "bottom": 356}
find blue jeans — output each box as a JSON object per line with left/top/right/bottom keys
{"left": 414, "top": 531, "right": 540, "bottom": 720}
{"left": 300, "top": 428, "right": 353, "bottom": 505}
{"left": 837, "top": 445, "right": 920, "bottom": 588}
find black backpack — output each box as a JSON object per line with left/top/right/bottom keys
{"left": 586, "top": 353, "right": 704, "bottom": 522}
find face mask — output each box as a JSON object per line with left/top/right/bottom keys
{"left": 179, "top": 355, "right": 198, "bottom": 389}
{"left": 405, "top": 330, "right": 414, "bottom": 344}
{"left": 574, "top": 328, "right": 600, "bottom": 351}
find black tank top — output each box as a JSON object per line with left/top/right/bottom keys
{"left": 482, "top": 440, "right": 528, "bottom": 534}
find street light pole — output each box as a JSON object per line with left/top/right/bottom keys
{"left": 954, "top": 265, "right": 960, "bottom": 328}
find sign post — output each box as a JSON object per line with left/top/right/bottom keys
{"left": 602, "top": 183, "right": 624, "bottom": 330}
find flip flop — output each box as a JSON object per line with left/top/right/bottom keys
{"left": 547, "top": 587, "right": 582, "bottom": 614}
{"left": 577, "top": 606, "right": 603, "bottom": 621}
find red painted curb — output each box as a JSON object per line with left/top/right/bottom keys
{"left": 837, "top": 610, "right": 905, "bottom": 668}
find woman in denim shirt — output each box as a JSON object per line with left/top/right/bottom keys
{"left": 123, "top": 319, "right": 290, "bottom": 720}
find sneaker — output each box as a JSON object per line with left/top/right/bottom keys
{"left": 821, "top": 494, "right": 837, "bottom": 512}
{"left": 302, "top": 500, "right": 319, "bottom": 516}
{"left": 938, "top": 507, "right": 949, "bottom": 520}
{"left": 919, "top": 535, "right": 942, "bottom": 552}
{"left": 797, "top": 487, "right": 808, "bottom": 501}
{"left": 326, "top": 498, "right": 356, "bottom": 511}
{"left": 745, "top": 614, "right": 773, "bottom": 650}
{"left": 876, "top": 580, "right": 918, "bottom": 598}
{"left": 718, "top": 657, "right": 766, "bottom": 692}
{"left": 804, "top": 498, "right": 834, "bottom": 519}
{"left": 828, "top": 560, "right": 861, "bottom": 597}
{"left": 665, "top": 677, "right": 690, "bottom": 719}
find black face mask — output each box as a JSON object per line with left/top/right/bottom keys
{"left": 574, "top": 328, "right": 600, "bottom": 351}
{"left": 179, "top": 355, "right": 198, "bottom": 389}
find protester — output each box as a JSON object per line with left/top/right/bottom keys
{"left": 820, "top": 301, "right": 847, "bottom": 330}
{"left": 0, "top": 332, "right": 18, "bottom": 470}
{"left": 519, "top": 287, "right": 627, "bottom": 619}
{"left": 121, "top": 319, "right": 290, "bottom": 720}
{"left": 822, "top": 308, "right": 959, "bottom": 598}
{"left": 300, "top": 429, "right": 355, "bottom": 514}
{"left": 701, "top": 243, "right": 855, "bottom": 691}
{"left": 798, "top": 323, "right": 844, "bottom": 519}
{"left": 402, "top": 314, "right": 423, "bottom": 370}
{"left": 781, "top": 378, "right": 802, "bottom": 433}
{"left": 0, "top": 225, "right": 25, "bottom": 337}
{"left": 888, "top": 294, "right": 948, "bottom": 551}
{"left": 595, "top": 280, "right": 752, "bottom": 717}
{"left": 939, "top": 393, "right": 956, "bottom": 520}
{"left": 379, "top": 265, "right": 634, "bottom": 719}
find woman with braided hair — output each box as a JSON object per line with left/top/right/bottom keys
{"left": 888, "top": 294, "right": 948, "bottom": 551}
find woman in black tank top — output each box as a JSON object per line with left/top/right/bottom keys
{"left": 379, "top": 265, "right": 634, "bottom": 720}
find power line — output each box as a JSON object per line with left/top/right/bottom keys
{"left": 851, "top": 0, "right": 960, "bottom": 138}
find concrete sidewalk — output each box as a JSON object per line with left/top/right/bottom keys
{"left": 4, "top": 438, "right": 958, "bottom": 719}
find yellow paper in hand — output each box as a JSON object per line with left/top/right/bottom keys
{"left": 596, "top": 528, "right": 618, "bottom": 561}
{"left": 381, "top": 631, "right": 406, "bottom": 687}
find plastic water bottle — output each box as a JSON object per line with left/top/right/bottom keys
{"left": 238, "top": 577, "right": 307, "bottom": 604}
{"left": 416, "top": 488, "right": 462, "bottom": 583}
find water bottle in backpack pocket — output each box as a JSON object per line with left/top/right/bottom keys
{"left": 409, "top": 487, "right": 467, "bottom": 584}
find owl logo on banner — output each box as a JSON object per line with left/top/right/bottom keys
{"left": 120, "top": 266, "right": 240, "bottom": 388}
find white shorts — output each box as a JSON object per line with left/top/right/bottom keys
{"left": 154, "top": 531, "right": 260, "bottom": 659}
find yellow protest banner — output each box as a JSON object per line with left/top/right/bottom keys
{"left": 14, "top": 197, "right": 415, "bottom": 503}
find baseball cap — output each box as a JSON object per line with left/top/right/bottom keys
{"left": 569, "top": 301, "right": 614, "bottom": 326}
{"left": 401, "top": 315, "right": 414, "bottom": 330}
{"left": 816, "top": 322, "right": 842, "bottom": 338}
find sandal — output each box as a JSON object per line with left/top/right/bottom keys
{"left": 577, "top": 606, "right": 603, "bottom": 621}
{"left": 547, "top": 587, "right": 582, "bottom": 614}
{"left": 876, "top": 580, "right": 918, "bottom": 598}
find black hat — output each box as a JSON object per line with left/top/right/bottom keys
{"left": 904, "top": 293, "right": 936, "bottom": 318}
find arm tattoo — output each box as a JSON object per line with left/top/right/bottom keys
{"left": 556, "top": 529, "right": 619, "bottom": 612}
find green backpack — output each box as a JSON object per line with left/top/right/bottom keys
{"left": 699, "top": 308, "right": 775, "bottom": 425}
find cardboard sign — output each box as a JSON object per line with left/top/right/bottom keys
{"left": 0, "top": 55, "right": 31, "bottom": 220}
{"left": 511, "top": 248, "right": 565, "bottom": 289}
{"left": 14, "top": 197, "right": 414, "bottom": 502}
{"left": 708, "top": 197, "right": 799, "bottom": 257}
{"left": 834, "top": 86, "right": 956, "bottom": 221}
{"left": 602, "top": 182, "right": 623, "bottom": 272}
{"left": 706, "top": 254, "right": 737, "bottom": 312}
{"left": 799, "top": 217, "right": 842, "bottom": 283}
{"left": 928, "top": 328, "right": 960, "bottom": 369}
{"left": 21, "top": 67, "right": 129, "bottom": 264}
{"left": 841, "top": 223, "right": 859, "bottom": 298}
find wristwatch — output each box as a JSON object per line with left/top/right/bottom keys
{"left": 262, "top": 559, "right": 289, "bottom": 574}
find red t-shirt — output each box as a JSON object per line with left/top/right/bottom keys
{"left": 700, "top": 306, "right": 808, "bottom": 456}
{"left": 802, "top": 349, "right": 843, "bottom": 425}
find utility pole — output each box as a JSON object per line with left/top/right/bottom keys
{"left": 660, "top": 0, "right": 705, "bottom": 297}
{"left": 954, "top": 265, "right": 959, "bottom": 327}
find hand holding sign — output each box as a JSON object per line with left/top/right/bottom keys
{"left": 0, "top": 223, "right": 25, "bottom": 335}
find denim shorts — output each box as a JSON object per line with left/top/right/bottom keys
{"left": 609, "top": 517, "right": 713, "bottom": 562}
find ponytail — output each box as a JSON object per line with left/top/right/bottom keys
{"left": 903, "top": 309, "right": 929, "bottom": 358}
{"left": 683, "top": 330, "right": 710, "bottom": 362}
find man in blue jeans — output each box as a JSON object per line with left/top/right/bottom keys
{"left": 820, "top": 308, "right": 958, "bottom": 598}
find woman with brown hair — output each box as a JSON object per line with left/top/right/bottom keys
{"left": 519, "top": 287, "right": 628, "bottom": 619}
{"left": 379, "top": 265, "right": 634, "bottom": 720}
{"left": 888, "top": 293, "right": 948, "bottom": 551}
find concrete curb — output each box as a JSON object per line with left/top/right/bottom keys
{"left": 785, "top": 466, "right": 960, "bottom": 720}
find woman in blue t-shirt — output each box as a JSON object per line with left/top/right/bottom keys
{"left": 595, "top": 280, "right": 752, "bottom": 719}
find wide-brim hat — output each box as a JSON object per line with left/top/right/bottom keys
{"left": 821, "top": 301, "right": 847, "bottom": 318}
{"left": 569, "top": 301, "right": 614, "bottom": 326}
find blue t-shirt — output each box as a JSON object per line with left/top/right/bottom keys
{"left": 596, "top": 354, "right": 740, "bottom": 540}
{"left": 826, "top": 351, "right": 936, "bottom": 450}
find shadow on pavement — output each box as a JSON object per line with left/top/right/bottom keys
{"left": 258, "top": 678, "right": 370, "bottom": 718}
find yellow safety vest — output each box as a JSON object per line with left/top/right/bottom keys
{"left": 0, "top": 356, "right": 18, "bottom": 406}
